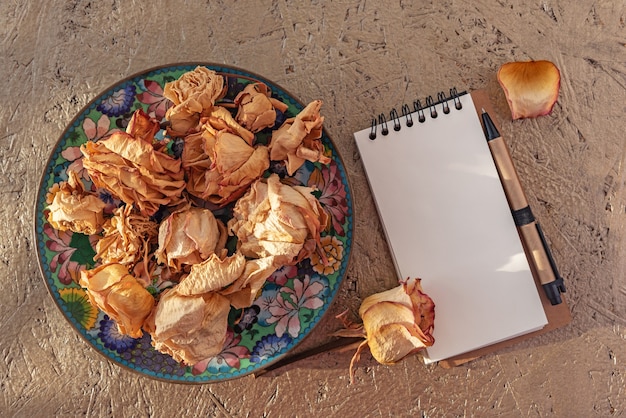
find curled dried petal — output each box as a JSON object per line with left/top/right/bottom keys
{"left": 220, "top": 256, "right": 278, "bottom": 309}
{"left": 79, "top": 263, "right": 155, "bottom": 338}
{"left": 269, "top": 100, "right": 331, "bottom": 175}
{"left": 125, "top": 108, "right": 160, "bottom": 143}
{"left": 234, "top": 83, "right": 289, "bottom": 133}
{"left": 46, "top": 170, "right": 106, "bottom": 235}
{"left": 497, "top": 60, "right": 561, "bottom": 120}
{"left": 202, "top": 106, "right": 255, "bottom": 145}
{"left": 176, "top": 252, "right": 247, "bottom": 296}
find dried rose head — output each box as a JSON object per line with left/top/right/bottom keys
{"left": 163, "top": 66, "right": 227, "bottom": 135}
{"left": 46, "top": 170, "right": 106, "bottom": 235}
{"left": 333, "top": 277, "right": 435, "bottom": 383}
{"left": 227, "top": 173, "right": 328, "bottom": 267}
{"left": 80, "top": 110, "right": 186, "bottom": 217}
{"left": 497, "top": 60, "right": 561, "bottom": 120}
{"left": 144, "top": 287, "right": 231, "bottom": 365}
{"left": 95, "top": 204, "right": 159, "bottom": 273}
{"left": 155, "top": 206, "right": 228, "bottom": 272}
{"left": 79, "top": 263, "right": 155, "bottom": 338}
{"left": 234, "top": 83, "right": 289, "bottom": 133}
{"left": 181, "top": 109, "right": 270, "bottom": 207}
{"left": 269, "top": 100, "right": 331, "bottom": 176}
{"left": 359, "top": 277, "right": 435, "bottom": 365}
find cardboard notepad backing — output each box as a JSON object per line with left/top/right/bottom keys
{"left": 353, "top": 89, "right": 571, "bottom": 367}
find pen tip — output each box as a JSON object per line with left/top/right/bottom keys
{"left": 481, "top": 108, "right": 486, "bottom": 114}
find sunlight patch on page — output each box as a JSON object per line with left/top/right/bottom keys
{"left": 447, "top": 161, "right": 500, "bottom": 179}
{"left": 496, "top": 252, "right": 530, "bottom": 273}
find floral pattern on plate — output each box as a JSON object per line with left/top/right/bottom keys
{"left": 34, "top": 64, "right": 353, "bottom": 383}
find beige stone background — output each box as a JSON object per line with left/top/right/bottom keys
{"left": 2, "top": 0, "right": 626, "bottom": 416}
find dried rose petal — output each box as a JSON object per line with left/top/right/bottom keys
{"left": 125, "top": 108, "right": 160, "bottom": 143}
{"left": 79, "top": 263, "right": 155, "bottom": 338}
{"left": 269, "top": 100, "right": 331, "bottom": 175}
{"left": 163, "top": 66, "right": 227, "bottom": 135}
{"left": 497, "top": 60, "right": 561, "bottom": 120}
{"left": 220, "top": 256, "right": 279, "bottom": 309}
{"left": 155, "top": 206, "right": 227, "bottom": 272}
{"left": 202, "top": 106, "right": 255, "bottom": 145}
{"left": 176, "top": 252, "right": 247, "bottom": 296}
{"left": 46, "top": 170, "right": 106, "bottom": 235}
{"left": 227, "top": 173, "right": 328, "bottom": 267}
{"left": 234, "top": 83, "right": 289, "bottom": 133}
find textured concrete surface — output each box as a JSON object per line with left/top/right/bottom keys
{"left": 3, "top": 0, "right": 626, "bottom": 416}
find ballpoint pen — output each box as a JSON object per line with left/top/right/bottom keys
{"left": 481, "top": 109, "right": 566, "bottom": 305}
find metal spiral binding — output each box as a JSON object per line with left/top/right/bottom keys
{"left": 401, "top": 104, "right": 413, "bottom": 127}
{"left": 390, "top": 108, "right": 401, "bottom": 132}
{"left": 368, "top": 88, "right": 466, "bottom": 140}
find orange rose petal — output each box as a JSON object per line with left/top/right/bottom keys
{"left": 497, "top": 60, "right": 561, "bottom": 120}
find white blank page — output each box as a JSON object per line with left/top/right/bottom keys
{"left": 354, "top": 92, "right": 547, "bottom": 363}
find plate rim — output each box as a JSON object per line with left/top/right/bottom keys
{"left": 33, "top": 62, "right": 355, "bottom": 383}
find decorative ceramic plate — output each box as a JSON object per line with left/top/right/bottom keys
{"left": 34, "top": 64, "right": 353, "bottom": 383}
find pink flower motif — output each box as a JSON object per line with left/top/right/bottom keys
{"left": 83, "top": 113, "right": 113, "bottom": 142}
{"left": 137, "top": 79, "right": 171, "bottom": 120}
{"left": 308, "top": 161, "right": 349, "bottom": 236}
{"left": 267, "top": 276, "right": 325, "bottom": 338}
{"left": 268, "top": 264, "right": 298, "bottom": 286}
{"left": 191, "top": 329, "right": 250, "bottom": 375}
{"left": 62, "top": 114, "right": 116, "bottom": 182}
{"left": 43, "top": 223, "right": 85, "bottom": 285}
{"left": 61, "top": 146, "right": 89, "bottom": 182}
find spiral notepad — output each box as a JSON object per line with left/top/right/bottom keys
{"left": 354, "top": 89, "right": 547, "bottom": 364}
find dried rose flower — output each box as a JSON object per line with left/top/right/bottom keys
{"left": 163, "top": 66, "right": 227, "bottom": 135}
{"left": 145, "top": 250, "right": 280, "bottom": 364}
{"left": 234, "top": 83, "right": 289, "bottom": 133}
{"left": 81, "top": 110, "right": 186, "bottom": 217}
{"left": 79, "top": 263, "right": 155, "bottom": 338}
{"left": 144, "top": 287, "right": 231, "bottom": 365}
{"left": 46, "top": 170, "right": 106, "bottom": 235}
{"left": 333, "top": 277, "right": 435, "bottom": 383}
{"left": 228, "top": 173, "right": 328, "bottom": 267}
{"left": 95, "top": 204, "right": 158, "bottom": 275}
{"left": 155, "top": 206, "right": 227, "bottom": 272}
{"left": 269, "top": 100, "right": 331, "bottom": 175}
{"left": 181, "top": 109, "right": 269, "bottom": 206}
{"left": 497, "top": 60, "right": 561, "bottom": 120}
